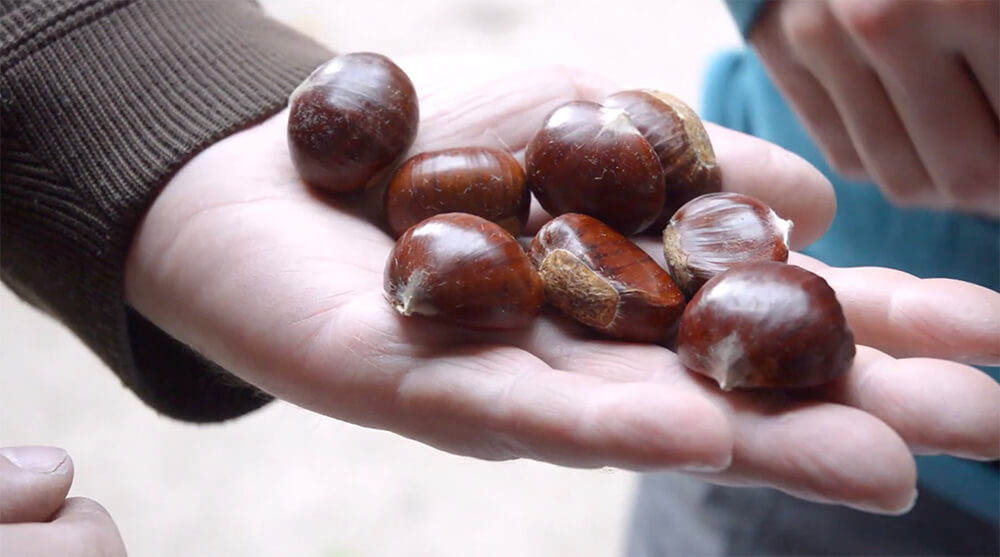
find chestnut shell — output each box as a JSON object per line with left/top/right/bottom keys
{"left": 525, "top": 101, "right": 665, "bottom": 235}
{"left": 288, "top": 52, "right": 419, "bottom": 193}
{"left": 384, "top": 213, "right": 544, "bottom": 329}
{"left": 384, "top": 147, "right": 529, "bottom": 237}
{"left": 677, "top": 261, "right": 855, "bottom": 390}
{"left": 529, "top": 213, "right": 685, "bottom": 342}
{"left": 604, "top": 89, "right": 722, "bottom": 232}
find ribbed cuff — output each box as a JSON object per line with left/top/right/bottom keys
{"left": 1, "top": 0, "right": 332, "bottom": 421}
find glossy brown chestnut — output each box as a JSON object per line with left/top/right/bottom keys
{"left": 384, "top": 213, "right": 544, "bottom": 329}
{"left": 529, "top": 213, "right": 685, "bottom": 342}
{"left": 604, "top": 89, "right": 722, "bottom": 232}
{"left": 383, "top": 147, "right": 530, "bottom": 237}
{"left": 663, "top": 192, "right": 792, "bottom": 298}
{"left": 525, "top": 101, "right": 665, "bottom": 235}
{"left": 288, "top": 52, "right": 419, "bottom": 193}
{"left": 677, "top": 261, "right": 856, "bottom": 390}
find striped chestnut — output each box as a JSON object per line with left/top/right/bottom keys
{"left": 529, "top": 213, "right": 685, "bottom": 342}
{"left": 525, "top": 101, "right": 665, "bottom": 236}
{"left": 604, "top": 90, "right": 722, "bottom": 233}
{"left": 663, "top": 192, "right": 792, "bottom": 298}
{"left": 288, "top": 52, "right": 419, "bottom": 193}
{"left": 383, "top": 147, "right": 529, "bottom": 238}
{"left": 677, "top": 261, "right": 856, "bottom": 390}
{"left": 384, "top": 213, "right": 544, "bottom": 329}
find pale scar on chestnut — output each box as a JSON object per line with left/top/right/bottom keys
{"left": 538, "top": 249, "right": 619, "bottom": 328}
{"left": 647, "top": 90, "right": 716, "bottom": 166}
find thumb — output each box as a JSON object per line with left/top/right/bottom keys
{"left": 0, "top": 446, "right": 74, "bottom": 523}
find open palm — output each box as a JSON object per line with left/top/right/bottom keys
{"left": 125, "top": 56, "right": 1000, "bottom": 515}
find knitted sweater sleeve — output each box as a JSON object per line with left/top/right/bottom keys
{"left": 0, "top": 0, "right": 332, "bottom": 421}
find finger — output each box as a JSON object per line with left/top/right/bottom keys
{"left": 750, "top": 1, "right": 869, "bottom": 179}
{"left": 692, "top": 395, "right": 918, "bottom": 515}
{"left": 515, "top": 313, "right": 921, "bottom": 513}
{"left": 706, "top": 123, "right": 836, "bottom": 249}
{"left": 311, "top": 292, "right": 734, "bottom": 471}
{"left": 0, "top": 498, "right": 128, "bottom": 557}
{"left": 0, "top": 447, "right": 73, "bottom": 523}
{"left": 781, "top": 1, "right": 936, "bottom": 207}
{"left": 815, "top": 346, "right": 1000, "bottom": 460}
{"left": 954, "top": 2, "right": 1000, "bottom": 117}
{"left": 831, "top": 1, "right": 1000, "bottom": 214}
{"left": 789, "top": 253, "right": 1000, "bottom": 365}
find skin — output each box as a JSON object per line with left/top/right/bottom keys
{"left": 750, "top": 0, "right": 1000, "bottom": 216}
{"left": 0, "top": 447, "right": 127, "bottom": 556}
{"left": 120, "top": 56, "right": 1000, "bottom": 518}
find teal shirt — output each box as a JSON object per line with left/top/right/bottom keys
{"left": 712, "top": 0, "right": 1000, "bottom": 521}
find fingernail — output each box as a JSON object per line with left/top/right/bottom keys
{"left": 900, "top": 489, "right": 920, "bottom": 514}
{"left": 680, "top": 453, "right": 733, "bottom": 473}
{"left": 849, "top": 489, "right": 919, "bottom": 516}
{"left": 0, "top": 446, "right": 69, "bottom": 475}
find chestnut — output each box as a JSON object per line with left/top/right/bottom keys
{"left": 288, "top": 52, "right": 419, "bottom": 193}
{"left": 529, "top": 213, "right": 685, "bottom": 342}
{"left": 663, "top": 192, "right": 791, "bottom": 298}
{"left": 383, "top": 147, "right": 530, "bottom": 237}
{"left": 384, "top": 213, "right": 544, "bottom": 329}
{"left": 604, "top": 89, "right": 722, "bottom": 232}
{"left": 525, "top": 101, "right": 665, "bottom": 235}
{"left": 677, "top": 261, "right": 856, "bottom": 390}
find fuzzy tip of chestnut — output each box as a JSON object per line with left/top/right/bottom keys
{"left": 384, "top": 213, "right": 544, "bottom": 330}
{"left": 663, "top": 192, "right": 792, "bottom": 298}
{"left": 287, "top": 52, "right": 419, "bottom": 194}
{"left": 676, "top": 261, "right": 856, "bottom": 390}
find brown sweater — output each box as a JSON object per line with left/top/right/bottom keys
{"left": 1, "top": 0, "right": 332, "bottom": 421}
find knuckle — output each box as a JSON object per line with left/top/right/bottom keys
{"left": 837, "top": 0, "right": 909, "bottom": 42}
{"left": 781, "top": 1, "right": 838, "bottom": 50}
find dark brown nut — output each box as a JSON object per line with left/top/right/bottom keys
{"left": 525, "top": 101, "right": 666, "bottom": 235}
{"left": 384, "top": 213, "right": 544, "bottom": 329}
{"left": 604, "top": 89, "right": 722, "bottom": 233}
{"left": 529, "top": 213, "right": 685, "bottom": 342}
{"left": 383, "top": 147, "right": 529, "bottom": 238}
{"left": 288, "top": 52, "right": 419, "bottom": 193}
{"left": 677, "top": 261, "right": 856, "bottom": 390}
{"left": 663, "top": 192, "right": 791, "bottom": 298}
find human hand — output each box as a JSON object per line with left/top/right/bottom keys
{"left": 749, "top": 0, "right": 999, "bottom": 216}
{"left": 0, "top": 446, "right": 127, "bottom": 556}
{"left": 125, "top": 55, "right": 1000, "bottom": 514}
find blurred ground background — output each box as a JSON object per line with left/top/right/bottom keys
{"left": 0, "top": 2, "right": 741, "bottom": 556}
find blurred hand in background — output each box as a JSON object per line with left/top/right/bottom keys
{"left": 750, "top": 0, "right": 999, "bottom": 217}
